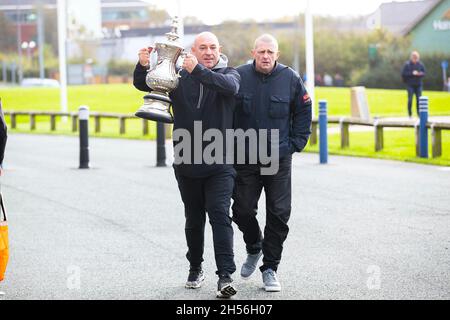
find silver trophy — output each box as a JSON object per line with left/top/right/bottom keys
{"left": 135, "top": 17, "right": 185, "bottom": 123}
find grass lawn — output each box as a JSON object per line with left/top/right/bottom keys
{"left": 0, "top": 84, "right": 144, "bottom": 114}
{"left": 1, "top": 84, "right": 449, "bottom": 166}
{"left": 1, "top": 84, "right": 449, "bottom": 116}
{"left": 315, "top": 87, "right": 450, "bottom": 116}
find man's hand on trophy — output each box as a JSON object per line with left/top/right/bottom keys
{"left": 138, "top": 47, "right": 153, "bottom": 68}
{"left": 182, "top": 53, "right": 198, "bottom": 74}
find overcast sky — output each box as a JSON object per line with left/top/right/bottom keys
{"left": 142, "top": 0, "right": 419, "bottom": 24}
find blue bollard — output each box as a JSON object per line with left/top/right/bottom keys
{"left": 419, "top": 96, "right": 429, "bottom": 158}
{"left": 319, "top": 100, "right": 328, "bottom": 164}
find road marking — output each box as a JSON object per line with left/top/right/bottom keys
{"left": 438, "top": 167, "right": 450, "bottom": 172}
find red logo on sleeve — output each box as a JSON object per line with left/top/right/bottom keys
{"left": 302, "top": 93, "right": 311, "bottom": 104}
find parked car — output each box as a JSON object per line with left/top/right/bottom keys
{"left": 21, "top": 78, "right": 60, "bottom": 88}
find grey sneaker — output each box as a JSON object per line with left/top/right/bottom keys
{"left": 185, "top": 269, "right": 205, "bottom": 289}
{"left": 262, "top": 268, "right": 281, "bottom": 292}
{"left": 241, "top": 251, "right": 263, "bottom": 279}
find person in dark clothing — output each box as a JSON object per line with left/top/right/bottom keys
{"left": 402, "top": 51, "right": 426, "bottom": 118}
{"left": 0, "top": 98, "right": 7, "bottom": 176}
{"left": 232, "top": 34, "right": 312, "bottom": 292}
{"left": 133, "top": 32, "right": 240, "bottom": 298}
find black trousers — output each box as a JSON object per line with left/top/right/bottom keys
{"left": 407, "top": 85, "right": 422, "bottom": 117}
{"left": 232, "top": 155, "right": 292, "bottom": 272}
{"left": 175, "top": 169, "right": 236, "bottom": 276}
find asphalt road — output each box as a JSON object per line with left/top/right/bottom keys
{"left": 0, "top": 133, "right": 449, "bottom": 300}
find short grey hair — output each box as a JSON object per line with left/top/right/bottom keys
{"left": 411, "top": 51, "right": 420, "bottom": 59}
{"left": 254, "top": 34, "right": 279, "bottom": 51}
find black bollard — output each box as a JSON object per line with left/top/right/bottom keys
{"left": 79, "top": 106, "right": 90, "bottom": 169}
{"left": 156, "top": 122, "right": 166, "bottom": 167}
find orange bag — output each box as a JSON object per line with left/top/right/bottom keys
{"left": 0, "top": 192, "right": 8, "bottom": 281}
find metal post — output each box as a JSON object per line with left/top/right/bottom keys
{"left": 57, "top": 0, "right": 68, "bottom": 115}
{"left": 11, "top": 63, "right": 17, "bottom": 84}
{"left": 319, "top": 100, "right": 328, "bottom": 164}
{"left": 79, "top": 106, "right": 90, "bottom": 169}
{"left": 16, "top": 0, "right": 24, "bottom": 84}
{"left": 37, "top": 1, "right": 45, "bottom": 80}
{"left": 305, "top": 0, "right": 316, "bottom": 118}
{"left": 156, "top": 122, "right": 166, "bottom": 167}
{"left": 1, "top": 61, "right": 6, "bottom": 84}
{"left": 419, "top": 96, "right": 429, "bottom": 158}
{"left": 293, "top": 13, "right": 300, "bottom": 74}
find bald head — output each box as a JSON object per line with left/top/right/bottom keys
{"left": 191, "top": 32, "right": 222, "bottom": 69}
{"left": 194, "top": 32, "right": 220, "bottom": 47}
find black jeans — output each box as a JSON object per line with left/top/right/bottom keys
{"left": 232, "top": 155, "right": 292, "bottom": 272}
{"left": 407, "top": 85, "right": 422, "bottom": 117}
{"left": 175, "top": 169, "right": 236, "bottom": 277}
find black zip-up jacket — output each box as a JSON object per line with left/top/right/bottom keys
{"left": 234, "top": 62, "right": 312, "bottom": 161}
{"left": 402, "top": 60, "right": 426, "bottom": 87}
{"left": 133, "top": 56, "right": 240, "bottom": 178}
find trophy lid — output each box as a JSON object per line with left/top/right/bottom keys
{"left": 165, "top": 16, "right": 180, "bottom": 43}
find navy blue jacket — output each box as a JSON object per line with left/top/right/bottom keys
{"left": 402, "top": 60, "right": 426, "bottom": 87}
{"left": 234, "top": 62, "right": 312, "bottom": 161}
{"left": 133, "top": 60, "right": 240, "bottom": 178}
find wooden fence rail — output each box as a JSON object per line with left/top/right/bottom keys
{"left": 310, "top": 117, "right": 449, "bottom": 158}
{"left": 3, "top": 111, "right": 152, "bottom": 136}
{"left": 3, "top": 111, "right": 449, "bottom": 158}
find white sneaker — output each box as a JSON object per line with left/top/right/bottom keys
{"left": 262, "top": 268, "right": 281, "bottom": 292}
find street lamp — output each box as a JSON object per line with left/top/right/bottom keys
{"left": 57, "top": 0, "right": 68, "bottom": 115}
{"left": 305, "top": 0, "right": 316, "bottom": 117}
{"left": 21, "top": 41, "right": 37, "bottom": 63}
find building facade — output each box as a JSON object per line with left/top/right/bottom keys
{"left": 404, "top": 0, "right": 450, "bottom": 53}
{"left": 0, "top": 0, "right": 156, "bottom": 42}
{"left": 366, "top": 0, "right": 450, "bottom": 54}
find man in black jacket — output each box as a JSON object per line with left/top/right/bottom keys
{"left": 232, "top": 34, "right": 312, "bottom": 292}
{"left": 402, "top": 51, "right": 426, "bottom": 118}
{"left": 133, "top": 32, "right": 240, "bottom": 298}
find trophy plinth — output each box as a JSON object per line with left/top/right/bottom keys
{"left": 135, "top": 17, "right": 184, "bottom": 123}
{"left": 136, "top": 93, "right": 173, "bottom": 123}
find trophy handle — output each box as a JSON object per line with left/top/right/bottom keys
{"left": 177, "top": 51, "right": 188, "bottom": 78}
{"left": 147, "top": 46, "right": 155, "bottom": 70}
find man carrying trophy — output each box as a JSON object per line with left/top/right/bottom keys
{"left": 133, "top": 29, "right": 240, "bottom": 298}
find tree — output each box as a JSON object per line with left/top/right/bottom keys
{"left": 43, "top": 8, "right": 58, "bottom": 55}
{"left": 212, "top": 20, "right": 260, "bottom": 67}
{"left": 183, "top": 16, "right": 203, "bottom": 26}
{"left": 147, "top": 5, "right": 170, "bottom": 27}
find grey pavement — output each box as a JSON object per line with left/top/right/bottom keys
{"left": 0, "top": 133, "right": 449, "bottom": 300}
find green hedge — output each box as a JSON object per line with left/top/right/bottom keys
{"left": 354, "top": 53, "right": 449, "bottom": 91}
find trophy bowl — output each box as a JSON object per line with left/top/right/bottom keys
{"left": 135, "top": 17, "right": 184, "bottom": 123}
